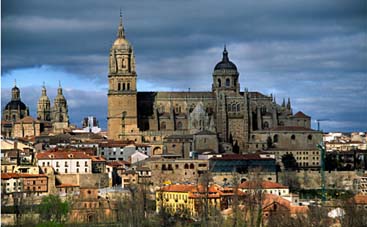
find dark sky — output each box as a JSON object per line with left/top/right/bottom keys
{"left": 1, "top": 0, "right": 366, "bottom": 132}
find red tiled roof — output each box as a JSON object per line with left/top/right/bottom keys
{"left": 36, "top": 151, "right": 91, "bottom": 160}
{"left": 352, "top": 194, "right": 367, "bottom": 204}
{"left": 239, "top": 181, "right": 288, "bottom": 189}
{"left": 106, "top": 160, "right": 130, "bottom": 167}
{"left": 160, "top": 184, "right": 196, "bottom": 192}
{"left": 293, "top": 111, "right": 310, "bottom": 118}
{"left": 91, "top": 156, "right": 106, "bottom": 162}
{"left": 16, "top": 116, "right": 39, "bottom": 124}
{"left": 1, "top": 173, "right": 47, "bottom": 180}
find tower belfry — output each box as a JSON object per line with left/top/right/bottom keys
{"left": 107, "top": 14, "right": 139, "bottom": 141}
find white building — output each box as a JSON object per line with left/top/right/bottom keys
{"left": 36, "top": 151, "right": 92, "bottom": 174}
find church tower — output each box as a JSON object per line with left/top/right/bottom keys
{"left": 37, "top": 83, "right": 51, "bottom": 121}
{"left": 107, "top": 14, "right": 139, "bottom": 140}
{"left": 52, "top": 82, "right": 69, "bottom": 132}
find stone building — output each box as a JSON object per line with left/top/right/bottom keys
{"left": 106, "top": 16, "right": 321, "bottom": 154}
{"left": 1, "top": 84, "right": 30, "bottom": 137}
{"left": 1, "top": 83, "right": 70, "bottom": 138}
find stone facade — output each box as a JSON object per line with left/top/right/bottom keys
{"left": 107, "top": 17, "right": 320, "bottom": 153}
{"left": 1, "top": 83, "right": 70, "bottom": 137}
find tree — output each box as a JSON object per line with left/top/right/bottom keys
{"left": 38, "top": 194, "right": 69, "bottom": 224}
{"left": 282, "top": 154, "right": 298, "bottom": 171}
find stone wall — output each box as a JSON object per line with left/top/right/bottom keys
{"left": 56, "top": 173, "right": 109, "bottom": 188}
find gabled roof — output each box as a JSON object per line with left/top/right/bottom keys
{"left": 160, "top": 184, "right": 196, "bottom": 193}
{"left": 293, "top": 111, "right": 310, "bottom": 118}
{"left": 36, "top": 151, "right": 91, "bottom": 160}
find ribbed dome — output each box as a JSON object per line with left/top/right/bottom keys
{"left": 214, "top": 47, "right": 237, "bottom": 70}
{"left": 5, "top": 100, "right": 27, "bottom": 110}
{"left": 113, "top": 37, "right": 130, "bottom": 46}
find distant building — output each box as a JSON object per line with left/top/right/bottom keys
{"left": 1, "top": 173, "right": 48, "bottom": 197}
{"left": 81, "top": 116, "right": 102, "bottom": 133}
{"left": 1, "top": 83, "right": 70, "bottom": 138}
{"left": 36, "top": 151, "right": 92, "bottom": 174}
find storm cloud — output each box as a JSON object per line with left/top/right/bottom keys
{"left": 1, "top": 0, "right": 366, "bottom": 131}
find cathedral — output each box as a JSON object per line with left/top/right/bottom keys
{"left": 1, "top": 82, "right": 69, "bottom": 137}
{"left": 107, "top": 16, "right": 322, "bottom": 156}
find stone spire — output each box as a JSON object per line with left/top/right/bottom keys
{"left": 117, "top": 9, "right": 125, "bottom": 38}
{"left": 222, "top": 45, "right": 229, "bottom": 62}
{"left": 282, "top": 98, "right": 286, "bottom": 107}
{"left": 287, "top": 97, "right": 291, "bottom": 110}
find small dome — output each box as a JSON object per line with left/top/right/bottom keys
{"left": 214, "top": 47, "right": 237, "bottom": 70}
{"left": 5, "top": 100, "right": 27, "bottom": 110}
{"left": 12, "top": 86, "right": 20, "bottom": 92}
{"left": 113, "top": 37, "right": 130, "bottom": 47}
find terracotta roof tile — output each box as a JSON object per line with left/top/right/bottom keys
{"left": 36, "top": 151, "right": 91, "bottom": 160}
{"left": 160, "top": 184, "right": 196, "bottom": 192}
{"left": 239, "top": 181, "right": 288, "bottom": 189}
{"left": 293, "top": 111, "right": 310, "bottom": 118}
{"left": 1, "top": 173, "right": 47, "bottom": 179}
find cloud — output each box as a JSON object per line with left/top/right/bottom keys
{"left": 1, "top": 0, "right": 366, "bottom": 132}
{"left": 1, "top": 86, "right": 107, "bottom": 129}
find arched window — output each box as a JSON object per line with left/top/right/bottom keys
{"left": 263, "top": 121, "right": 269, "bottom": 129}
{"left": 237, "top": 104, "right": 240, "bottom": 112}
{"left": 177, "top": 121, "right": 183, "bottom": 130}
{"left": 273, "top": 134, "right": 279, "bottom": 143}
{"left": 226, "top": 78, "right": 230, "bottom": 87}
{"left": 184, "top": 164, "right": 189, "bottom": 169}
{"left": 227, "top": 104, "right": 231, "bottom": 112}
{"left": 308, "top": 135, "right": 312, "bottom": 140}
{"left": 291, "top": 135, "right": 296, "bottom": 140}
{"left": 161, "top": 122, "right": 166, "bottom": 130}
{"left": 118, "top": 83, "right": 121, "bottom": 91}
{"left": 12, "top": 115, "right": 16, "bottom": 121}
{"left": 218, "top": 78, "right": 221, "bottom": 87}
{"left": 122, "top": 83, "right": 126, "bottom": 91}
{"left": 232, "top": 104, "right": 236, "bottom": 112}
{"left": 189, "top": 164, "right": 194, "bottom": 169}
{"left": 127, "top": 83, "right": 130, "bottom": 90}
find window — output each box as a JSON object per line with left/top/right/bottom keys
{"left": 56, "top": 162, "right": 59, "bottom": 167}
{"left": 127, "top": 83, "right": 130, "bottom": 90}
{"left": 76, "top": 161, "right": 80, "bottom": 167}
{"left": 42, "top": 162, "right": 45, "bottom": 167}
{"left": 118, "top": 83, "right": 121, "bottom": 91}
{"left": 85, "top": 168, "right": 88, "bottom": 173}
{"left": 177, "top": 121, "right": 183, "bottom": 130}
{"left": 218, "top": 78, "right": 221, "bottom": 87}
{"left": 161, "top": 122, "right": 166, "bottom": 130}
{"left": 237, "top": 104, "right": 240, "bottom": 112}
{"left": 308, "top": 135, "right": 312, "bottom": 140}
{"left": 291, "top": 135, "right": 296, "bottom": 140}
{"left": 65, "top": 169, "right": 68, "bottom": 173}
{"left": 122, "top": 83, "right": 126, "bottom": 90}
{"left": 77, "top": 168, "right": 79, "bottom": 173}
{"left": 189, "top": 164, "right": 194, "bottom": 169}
{"left": 226, "top": 78, "right": 230, "bottom": 87}
{"left": 85, "top": 161, "right": 88, "bottom": 167}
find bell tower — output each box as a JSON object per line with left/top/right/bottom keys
{"left": 107, "top": 13, "right": 139, "bottom": 140}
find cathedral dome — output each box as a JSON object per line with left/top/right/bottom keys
{"left": 5, "top": 100, "right": 27, "bottom": 110}
{"left": 214, "top": 47, "right": 237, "bottom": 71}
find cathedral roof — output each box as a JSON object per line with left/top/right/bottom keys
{"left": 5, "top": 100, "right": 27, "bottom": 111}
{"left": 214, "top": 46, "right": 237, "bottom": 71}
{"left": 293, "top": 111, "right": 310, "bottom": 118}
